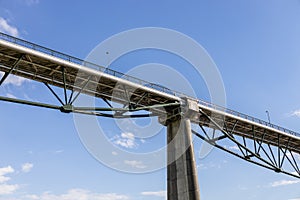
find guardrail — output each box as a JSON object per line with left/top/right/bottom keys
{"left": 197, "top": 99, "right": 300, "bottom": 137}
{"left": 0, "top": 32, "right": 299, "bottom": 138}
{"left": 0, "top": 32, "right": 180, "bottom": 97}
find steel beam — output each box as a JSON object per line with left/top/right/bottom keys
{"left": 1, "top": 31, "right": 300, "bottom": 182}
{"left": 0, "top": 54, "right": 24, "bottom": 85}
{"left": 192, "top": 114, "right": 300, "bottom": 178}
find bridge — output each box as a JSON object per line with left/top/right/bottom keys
{"left": 0, "top": 32, "right": 299, "bottom": 200}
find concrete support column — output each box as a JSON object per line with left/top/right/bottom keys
{"left": 167, "top": 118, "right": 200, "bottom": 200}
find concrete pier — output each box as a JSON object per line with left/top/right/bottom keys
{"left": 167, "top": 118, "right": 200, "bottom": 200}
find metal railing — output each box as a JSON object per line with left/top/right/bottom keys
{"left": 197, "top": 99, "right": 300, "bottom": 137}
{"left": 0, "top": 32, "right": 180, "bottom": 97}
{"left": 0, "top": 32, "right": 299, "bottom": 138}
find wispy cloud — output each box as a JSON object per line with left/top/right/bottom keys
{"left": 141, "top": 190, "right": 166, "bottom": 198}
{"left": 0, "top": 166, "right": 14, "bottom": 175}
{"left": 0, "top": 184, "right": 19, "bottom": 195}
{"left": 0, "top": 166, "right": 19, "bottom": 195}
{"left": 0, "top": 17, "right": 19, "bottom": 37}
{"left": 0, "top": 72, "right": 30, "bottom": 86}
{"left": 6, "top": 93, "right": 17, "bottom": 98}
{"left": 292, "top": 171, "right": 300, "bottom": 176}
{"left": 52, "top": 150, "right": 64, "bottom": 154}
{"left": 112, "top": 132, "right": 137, "bottom": 149}
{"left": 21, "top": 163, "right": 33, "bottom": 173}
{"left": 140, "top": 139, "right": 146, "bottom": 143}
{"left": 197, "top": 160, "right": 227, "bottom": 170}
{"left": 24, "top": 0, "right": 40, "bottom": 6}
{"left": 0, "top": 166, "right": 129, "bottom": 199}
{"left": 291, "top": 109, "right": 300, "bottom": 117}
{"left": 224, "top": 145, "right": 239, "bottom": 151}
{"left": 24, "top": 189, "right": 129, "bottom": 200}
{"left": 0, "top": 166, "right": 14, "bottom": 184}
{"left": 124, "top": 160, "right": 146, "bottom": 169}
{"left": 0, "top": 176, "right": 10, "bottom": 184}
{"left": 270, "top": 179, "right": 300, "bottom": 187}
{"left": 286, "top": 152, "right": 300, "bottom": 162}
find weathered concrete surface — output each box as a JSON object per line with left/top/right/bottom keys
{"left": 167, "top": 118, "right": 200, "bottom": 200}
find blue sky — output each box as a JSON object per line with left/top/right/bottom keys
{"left": 0, "top": 0, "right": 300, "bottom": 199}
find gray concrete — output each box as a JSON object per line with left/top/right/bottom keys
{"left": 167, "top": 118, "right": 200, "bottom": 200}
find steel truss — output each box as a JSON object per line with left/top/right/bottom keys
{"left": 1, "top": 68, "right": 300, "bottom": 179}
{"left": 0, "top": 65, "right": 179, "bottom": 118}
{"left": 193, "top": 109, "right": 300, "bottom": 179}
{"left": 0, "top": 31, "right": 299, "bottom": 180}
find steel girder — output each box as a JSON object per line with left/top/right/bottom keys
{"left": 1, "top": 31, "right": 300, "bottom": 180}
{"left": 0, "top": 62, "right": 179, "bottom": 118}
{"left": 193, "top": 109, "right": 300, "bottom": 179}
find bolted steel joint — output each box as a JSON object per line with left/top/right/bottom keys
{"left": 158, "top": 97, "right": 201, "bottom": 126}
{"left": 60, "top": 104, "right": 74, "bottom": 113}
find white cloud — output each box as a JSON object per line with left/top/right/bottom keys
{"left": 0, "top": 17, "right": 19, "bottom": 37}
{"left": 124, "top": 160, "right": 146, "bottom": 169}
{"left": 0, "top": 166, "right": 18, "bottom": 195}
{"left": 6, "top": 93, "right": 17, "bottom": 98}
{"left": 225, "top": 145, "right": 239, "bottom": 151}
{"left": 0, "top": 166, "right": 14, "bottom": 176}
{"left": 27, "top": 151, "right": 33, "bottom": 155}
{"left": 24, "top": 0, "right": 40, "bottom": 6}
{"left": 286, "top": 152, "right": 300, "bottom": 162}
{"left": 24, "top": 189, "right": 129, "bottom": 200}
{"left": 141, "top": 190, "right": 166, "bottom": 198}
{"left": 270, "top": 179, "right": 300, "bottom": 187}
{"left": 290, "top": 109, "right": 300, "bottom": 117}
{"left": 21, "top": 163, "right": 33, "bottom": 173}
{"left": 0, "top": 184, "right": 19, "bottom": 195}
{"left": 112, "top": 151, "right": 118, "bottom": 156}
{"left": 140, "top": 139, "right": 146, "bottom": 143}
{"left": 112, "top": 132, "right": 137, "bottom": 149}
{"left": 121, "top": 132, "right": 134, "bottom": 140}
{"left": 0, "top": 176, "right": 10, "bottom": 183}
{"left": 289, "top": 198, "right": 300, "bottom": 200}
{"left": 197, "top": 160, "right": 226, "bottom": 170}
{"left": 0, "top": 166, "right": 14, "bottom": 183}
{"left": 0, "top": 72, "right": 30, "bottom": 86}
{"left": 292, "top": 171, "right": 300, "bottom": 176}
{"left": 53, "top": 150, "right": 64, "bottom": 154}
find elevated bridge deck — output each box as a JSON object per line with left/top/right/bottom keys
{"left": 0, "top": 32, "right": 299, "bottom": 178}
